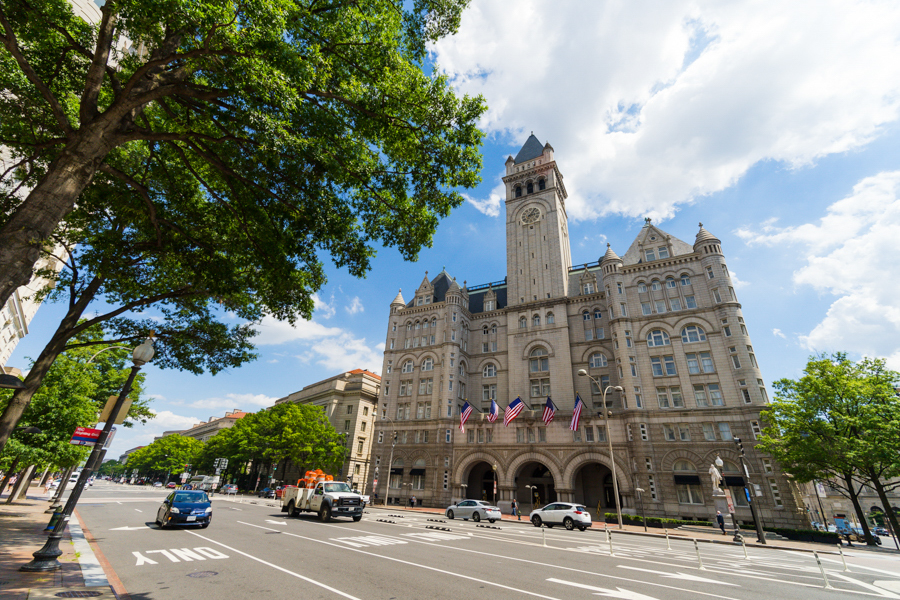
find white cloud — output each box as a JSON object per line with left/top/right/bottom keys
{"left": 773, "top": 329, "right": 786, "bottom": 339}
{"left": 740, "top": 171, "right": 900, "bottom": 368}
{"left": 299, "top": 334, "right": 383, "bottom": 374}
{"left": 112, "top": 409, "right": 199, "bottom": 453}
{"left": 252, "top": 314, "right": 343, "bottom": 345}
{"left": 432, "top": 1, "right": 900, "bottom": 221}
{"left": 578, "top": 233, "right": 608, "bottom": 249}
{"left": 345, "top": 297, "right": 364, "bottom": 315}
{"left": 313, "top": 293, "right": 336, "bottom": 319}
{"left": 730, "top": 271, "right": 748, "bottom": 290}
{"left": 463, "top": 181, "right": 505, "bottom": 217}
{"left": 189, "top": 392, "right": 278, "bottom": 410}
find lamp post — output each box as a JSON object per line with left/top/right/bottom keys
{"left": 634, "top": 487, "right": 647, "bottom": 531}
{"left": 402, "top": 482, "right": 413, "bottom": 507}
{"left": 734, "top": 437, "right": 766, "bottom": 544}
{"left": 526, "top": 484, "right": 537, "bottom": 513}
{"left": 577, "top": 370, "right": 624, "bottom": 529}
{"left": 715, "top": 455, "right": 743, "bottom": 542}
{"left": 22, "top": 336, "right": 155, "bottom": 572}
{"left": 379, "top": 407, "right": 396, "bottom": 506}
{"left": 460, "top": 483, "right": 468, "bottom": 502}
{"left": 492, "top": 463, "right": 498, "bottom": 504}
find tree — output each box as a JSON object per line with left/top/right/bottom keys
{"left": 97, "top": 459, "right": 126, "bottom": 478}
{"left": 0, "top": 0, "right": 485, "bottom": 312}
{"left": 125, "top": 434, "right": 203, "bottom": 480}
{"left": 757, "top": 353, "right": 900, "bottom": 545}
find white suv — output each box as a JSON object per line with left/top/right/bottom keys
{"left": 529, "top": 502, "right": 593, "bottom": 531}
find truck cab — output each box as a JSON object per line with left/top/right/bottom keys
{"left": 282, "top": 481, "right": 363, "bottom": 522}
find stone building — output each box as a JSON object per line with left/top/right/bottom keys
{"left": 367, "top": 134, "right": 805, "bottom": 528}
{"left": 159, "top": 409, "right": 250, "bottom": 443}
{"left": 275, "top": 369, "right": 380, "bottom": 493}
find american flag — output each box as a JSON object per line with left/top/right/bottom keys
{"left": 487, "top": 400, "right": 499, "bottom": 423}
{"left": 570, "top": 394, "right": 584, "bottom": 431}
{"left": 459, "top": 401, "right": 473, "bottom": 431}
{"left": 504, "top": 397, "right": 525, "bottom": 427}
{"left": 542, "top": 397, "right": 557, "bottom": 425}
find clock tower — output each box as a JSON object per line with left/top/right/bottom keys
{"left": 504, "top": 134, "right": 571, "bottom": 306}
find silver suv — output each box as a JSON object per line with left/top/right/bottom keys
{"left": 529, "top": 502, "right": 592, "bottom": 531}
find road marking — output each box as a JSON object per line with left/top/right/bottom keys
{"left": 547, "top": 578, "right": 660, "bottom": 600}
{"left": 133, "top": 547, "right": 228, "bottom": 565}
{"left": 133, "top": 552, "right": 157, "bottom": 566}
{"left": 265, "top": 519, "right": 286, "bottom": 525}
{"left": 831, "top": 572, "right": 900, "bottom": 599}
{"left": 184, "top": 531, "right": 362, "bottom": 600}
{"left": 109, "top": 526, "right": 150, "bottom": 531}
{"left": 617, "top": 566, "right": 739, "bottom": 586}
{"left": 134, "top": 509, "right": 142, "bottom": 513}
{"left": 331, "top": 536, "right": 408, "bottom": 548}
{"left": 238, "top": 521, "right": 563, "bottom": 600}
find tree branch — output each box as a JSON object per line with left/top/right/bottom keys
{"left": 98, "top": 163, "right": 163, "bottom": 247}
{"left": 80, "top": 2, "right": 117, "bottom": 122}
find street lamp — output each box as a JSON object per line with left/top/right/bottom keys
{"left": 460, "top": 483, "right": 468, "bottom": 502}
{"left": 379, "top": 406, "right": 396, "bottom": 506}
{"left": 402, "top": 482, "right": 413, "bottom": 507}
{"left": 526, "top": 484, "right": 537, "bottom": 513}
{"left": 578, "top": 369, "right": 624, "bottom": 529}
{"left": 22, "top": 336, "right": 155, "bottom": 572}
{"left": 733, "top": 437, "right": 767, "bottom": 544}
{"left": 492, "top": 463, "right": 498, "bottom": 504}
{"left": 715, "top": 455, "right": 743, "bottom": 542}
{"left": 635, "top": 488, "right": 647, "bottom": 531}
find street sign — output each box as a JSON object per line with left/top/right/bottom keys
{"left": 753, "top": 483, "right": 763, "bottom": 497}
{"left": 102, "top": 427, "right": 116, "bottom": 448}
{"left": 723, "top": 489, "right": 735, "bottom": 513}
{"left": 98, "top": 395, "right": 133, "bottom": 424}
{"left": 70, "top": 427, "right": 102, "bottom": 446}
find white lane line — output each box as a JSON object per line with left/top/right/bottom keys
{"left": 784, "top": 550, "right": 900, "bottom": 578}
{"left": 184, "top": 531, "right": 361, "bottom": 600}
{"left": 831, "top": 572, "right": 900, "bottom": 599}
{"left": 238, "top": 521, "right": 563, "bottom": 600}
{"left": 134, "top": 509, "right": 142, "bottom": 513}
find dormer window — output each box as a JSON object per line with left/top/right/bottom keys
{"left": 658, "top": 246, "right": 670, "bottom": 259}
{"left": 484, "top": 299, "right": 495, "bottom": 311}
{"left": 644, "top": 249, "right": 656, "bottom": 261}
{"left": 583, "top": 282, "right": 595, "bottom": 294}
{"left": 416, "top": 297, "right": 423, "bottom": 306}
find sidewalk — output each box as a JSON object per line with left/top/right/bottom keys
{"left": 374, "top": 504, "right": 900, "bottom": 556}
{"left": 0, "top": 486, "right": 115, "bottom": 600}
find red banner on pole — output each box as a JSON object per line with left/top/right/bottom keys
{"left": 70, "top": 427, "right": 102, "bottom": 446}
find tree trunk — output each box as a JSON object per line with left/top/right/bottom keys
{"left": 0, "top": 456, "right": 20, "bottom": 493}
{"left": 0, "top": 276, "right": 102, "bottom": 453}
{"left": 38, "top": 466, "right": 51, "bottom": 487}
{"left": 0, "top": 134, "right": 112, "bottom": 309}
{"left": 6, "top": 464, "right": 34, "bottom": 503}
{"left": 843, "top": 471, "right": 877, "bottom": 546}
{"left": 869, "top": 472, "right": 900, "bottom": 544}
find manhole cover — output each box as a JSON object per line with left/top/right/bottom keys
{"left": 187, "top": 571, "right": 218, "bottom": 578}
{"left": 55, "top": 592, "right": 103, "bottom": 598}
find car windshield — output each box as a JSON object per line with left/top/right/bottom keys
{"left": 322, "top": 482, "right": 352, "bottom": 493}
{"left": 174, "top": 492, "right": 209, "bottom": 503}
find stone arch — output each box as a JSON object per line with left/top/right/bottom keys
{"left": 698, "top": 450, "right": 748, "bottom": 472}
{"left": 521, "top": 339, "right": 555, "bottom": 360}
{"left": 452, "top": 449, "right": 506, "bottom": 486}
{"left": 561, "top": 450, "right": 633, "bottom": 494}
{"left": 417, "top": 351, "right": 439, "bottom": 366}
{"left": 637, "top": 322, "right": 676, "bottom": 342}
{"left": 578, "top": 346, "right": 613, "bottom": 364}
{"left": 500, "top": 449, "right": 563, "bottom": 488}
{"left": 669, "top": 316, "right": 717, "bottom": 339}
{"left": 660, "top": 448, "right": 707, "bottom": 472}
{"left": 513, "top": 200, "right": 553, "bottom": 222}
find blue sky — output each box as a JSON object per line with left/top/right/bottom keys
{"left": 9, "top": 0, "right": 900, "bottom": 456}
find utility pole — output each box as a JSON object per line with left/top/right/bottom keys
{"left": 734, "top": 437, "right": 766, "bottom": 544}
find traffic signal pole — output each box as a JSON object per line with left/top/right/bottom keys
{"left": 735, "top": 437, "right": 766, "bottom": 544}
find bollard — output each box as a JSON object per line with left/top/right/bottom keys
{"left": 693, "top": 539, "right": 705, "bottom": 570}
{"left": 837, "top": 543, "right": 850, "bottom": 572}
{"left": 813, "top": 551, "right": 834, "bottom": 589}
{"left": 608, "top": 528, "right": 615, "bottom": 556}
{"left": 542, "top": 525, "right": 547, "bottom": 547}
{"left": 665, "top": 528, "right": 671, "bottom": 550}
{"left": 741, "top": 536, "right": 748, "bottom": 559}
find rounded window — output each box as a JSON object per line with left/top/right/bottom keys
{"left": 538, "top": 178, "right": 546, "bottom": 190}
{"left": 680, "top": 274, "right": 691, "bottom": 286}
{"left": 529, "top": 347, "right": 549, "bottom": 373}
{"left": 421, "top": 357, "right": 434, "bottom": 371}
{"left": 546, "top": 312, "right": 555, "bottom": 324}
{"left": 681, "top": 325, "right": 707, "bottom": 344}
{"left": 532, "top": 315, "right": 541, "bottom": 326}
{"left": 526, "top": 181, "right": 534, "bottom": 194}
{"left": 589, "top": 353, "right": 608, "bottom": 368}
{"left": 519, "top": 317, "right": 527, "bottom": 329}
{"left": 515, "top": 186, "right": 522, "bottom": 198}
{"left": 483, "top": 364, "right": 496, "bottom": 378}
{"left": 666, "top": 277, "right": 676, "bottom": 288}
{"left": 637, "top": 282, "right": 648, "bottom": 293}
{"left": 401, "top": 360, "right": 414, "bottom": 373}
{"left": 647, "top": 329, "right": 671, "bottom": 347}
{"left": 650, "top": 280, "right": 661, "bottom": 291}
{"left": 674, "top": 460, "right": 696, "bottom": 472}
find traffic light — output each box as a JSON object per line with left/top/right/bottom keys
{"left": 734, "top": 437, "right": 745, "bottom": 456}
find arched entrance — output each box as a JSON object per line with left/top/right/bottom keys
{"left": 515, "top": 461, "right": 557, "bottom": 511}
{"left": 465, "top": 461, "right": 498, "bottom": 502}
{"left": 573, "top": 462, "right": 618, "bottom": 517}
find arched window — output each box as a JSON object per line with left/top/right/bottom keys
{"left": 515, "top": 186, "right": 522, "bottom": 198}
{"left": 681, "top": 325, "right": 707, "bottom": 343}
{"left": 589, "top": 353, "right": 608, "bottom": 368}
{"left": 406, "top": 322, "right": 412, "bottom": 331}
{"left": 666, "top": 277, "right": 677, "bottom": 288}
{"left": 680, "top": 274, "right": 691, "bottom": 286}
{"left": 722, "top": 461, "right": 740, "bottom": 473}
{"left": 538, "top": 178, "right": 546, "bottom": 190}
{"left": 415, "top": 321, "right": 421, "bottom": 329}
{"left": 647, "top": 329, "right": 671, "bottom": 347}
{"left": 526, "top": 181, "right": 534, "bottom": 194}
{"left": 401, "top": 360, "right": 414, "bottom": 373}
{"left": 421, "top": 357, "right": 434, "bottom": 371}
{"left": 483, "top": 326, "right": 489, "bottom": 335}
{"left": 583, "top": 311, "right": 591, "bottom": 321}
{"left": 491, "top": 325, "right": 497, "bottom": 334}
{"left": 431, "top": 318, "right": 437, "bottom": 328}
{"left": 393, "top": 458, "right": 404, "bottom": 467}
{"left": 483, "top": 364, "right": 496, "bottom": 378}
{"left": 593, "top": 310, "right": 602, "bottom": 320}
{"left": 529, "top": 347, "right": 549, "bottom": 372}
{"left": 532, "top": 315, "right": 541, "bottom": 326}
{"left": 674, "top": 460, "right": 696, "bottom": 472}
{"left": 546, "top": 312, "right": 555, "bottom": 324}
{"left": 423, "top": 319, "right": 429, "bottom": 329}
{"left": 519, "top": 317, "right": 527, "bottom": 329}
{"left": 413, "top": 458, "right": 426, "bottom": 468}
{"left": 637, "top": 282, "right": 648, "bottom": 293}
{"left": 650, "top": 280, "right": 661, "bottom": 291}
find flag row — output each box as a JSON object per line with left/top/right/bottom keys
{"left": 459, "top": 395, "right": 586, "bottom": 432}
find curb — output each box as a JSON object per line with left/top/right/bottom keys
{"left": 70, "top": 511, "right": 109, "bottom": 587}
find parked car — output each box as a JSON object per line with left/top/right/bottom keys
{"left": 352, "top": 489, "right": 370, "bottom": 505}
{"left": 221, "top": 484, "right": 238, "bottom": 495}
{"left": 48, "top": 479, "right": 60, "bottom": 489}
{"left": 166, "top": 482, "right": 177, "bottom": 489}
{"left": 155, "top": 490, "right": 212, "bottom": 529}
{"left": 874, "top": 527, "right": 889, "bottom": 536}
{"left": 152, "top": 481, "right": 163, "bottom": 488}
{"left": 445, "top": 500, "right": 501, "bottom": 523}
{"left": 529, "top": 502, "right": 592, "bottom": 531}
{"left": 258, "top": 487, "right": 276, "bottom": 498}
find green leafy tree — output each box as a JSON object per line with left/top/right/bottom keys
{"left": 0, "top": 0, "right": 484, "bottom": 316}
{"left": 757, "top": 353, "right": 900, "bottom": 545}
{"left": 97, "top": 459, "right": 126, "bottom": 477}
{"left": 125, "top": 434, "right": 203, "bottom": 481}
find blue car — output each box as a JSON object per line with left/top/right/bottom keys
{"left": 156, "top": 490, "right": 212, "bottom": 529}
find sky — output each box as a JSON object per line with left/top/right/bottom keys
{"left": 8, "top": 0, "right": 900, "bottom": 458}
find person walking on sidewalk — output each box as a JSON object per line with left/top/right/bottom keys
{"left": 716, "top": 511, "right": 726, "bottom": 535}
{"left": 6, "top": 474, "right": 17, "bottom": 493}
{"left": 512, "top": 498, "right": 520, "bottom": 520}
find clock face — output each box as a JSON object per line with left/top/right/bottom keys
{"left": 521, "top": 207, "right": 541, "bottom": 224}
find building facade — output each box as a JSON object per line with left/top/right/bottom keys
{"left": 367, "top": 134, "right": 806, "bottom": 528}
{"left": 159, "top": 409, "right": 249, "bottom": 443}
{"left": 275, "top": 369, "right": 380, "bottom": 493}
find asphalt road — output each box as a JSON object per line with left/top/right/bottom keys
{"left": 71, "top": 481, "right": 900, "bottom": 600}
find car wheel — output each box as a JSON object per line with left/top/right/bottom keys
{"left": 578, "top": 526, "right": 586, "bottom": 532}
{"left": 489, "top": 519, "right": 496, "bottom": 524}
{"left": 564, "top": 517, "right": 575, "bottom": 531}
{"left": 546, "top": 524, "right": 554, "bottom": 528}
{"left": 473, "top": 512, "right": 481, "bottom": 523}
{"left": 287, "top": 501, "right": 298, "bottom": 518}
{"left": 353, "top": 515, "right": 362, "bottom": 522}
{"left": 319, "top": 505, "right": 332, "bottom": 522}
{"left": 447, "top": 510, "right": 454, "bottom": 519}
{"left": 531, "top": 515, "right": 542, "bottom": 528}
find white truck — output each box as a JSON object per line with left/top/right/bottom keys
{"left": 281, "top": 481, "right": 364, "bottom": 522}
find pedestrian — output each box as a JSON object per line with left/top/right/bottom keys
{"left": 6, "top": 474, "right": 17, "bottom": 492}
{"left": 512, "top": 498, "right": 520, "bottom": 520}
{"left": 411, "top": 495, "right": 417, "bottom": 508}
{"left": 716, "top": 511, "right": 726, "bottom": 535}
